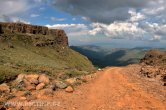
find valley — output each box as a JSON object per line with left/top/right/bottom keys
{"left": 71, "top": 46, "right": 166, "bottom": 68}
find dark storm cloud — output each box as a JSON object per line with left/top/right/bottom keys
{"left": 53, "top": 0, "right": 153, "bottom": 23}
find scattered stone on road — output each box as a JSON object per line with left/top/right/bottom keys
{"left": 65, "top": 86, "right": 74, "bottom": 93}
{"left": 36, "top": 83, "right": 45, "bottom": 90}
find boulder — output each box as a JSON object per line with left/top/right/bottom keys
{"left": 0, "top": 105, "right": 3, "bottom": 109}
{"left": 47, "top": 84, "right": 56, "bottom": 91}
{"left": 0, "top": 105, "right": 5, "bottom": 110}
{"left": 26, "top": 95, "right": 37, "bottom": 101}
{"left": 20, "top": 97, "right": 27, "bottom": 101}
{"left": 0, "top": 83, "right": 10, "bottom": 93}
{"left": 25, "top": 74, "right": 39, "bottom": 84}
{"left": 14, "top": 91, "right": 26, "bottom": 97}
{"left": 53, "top": 81, "right": 67, "bottom": 89}
{"left": 43, "top": 88, "right": 53, "bottom": 95}
{"left": 26, "top": 85, "right": 36, "bottom": 91}
{"left": 23, "top": 79, "right": 31, "bottom": 87}
{"left": 65, "top": 86, "right": 74, "bottom": 93}
{"left": 36, "top": 83, "right": 45, "bottom": 90}
{"left": 37, "top": 88, "right": 53, "bottom": 98}
{"left": 38, "top": 74, "right": 50, "bottom": 84}
{"left": 16, "top": 74, "right": 27, "bottom": 84}
{"left": 65, "top": 78, "right": 77, "bottom": 84}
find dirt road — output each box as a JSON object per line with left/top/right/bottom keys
{"left": 81, "top": 67, "right": 166, "bottom": 110}
{"left": 22, "top": 66, "right": 166, "bottom": 110}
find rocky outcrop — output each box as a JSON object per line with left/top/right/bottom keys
{"left": 140, "top": 50, "right": 166, "bottom": 85}
{"left": 0, "top": 22, "right": 68, "bottom": 46}
{"left": 140, "top": 50, "right": 166, "bottom": 65}
{"left": 0, "top": 24, "right": 2, "bottom": 34}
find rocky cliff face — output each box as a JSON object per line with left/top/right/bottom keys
{"left": 140, "top": 50, "right": 166, "bottom": 85}
{"left": 0, "top": 22, "right": 68, "bottom": 46}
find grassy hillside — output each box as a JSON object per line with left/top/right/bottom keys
{"left": 71, "top": 46, "right": 147, "bottom": 67}
{"left": 0, "top": 33, "right": 94, "bottom": 83}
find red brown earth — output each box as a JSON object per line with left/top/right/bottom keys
{"left": 1, "top": 65, "right": 165, "bottom": 110}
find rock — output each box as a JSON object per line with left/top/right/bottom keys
{"left": 0, "top": 83, "right": 10, "bottom": 93}
{"left": 0, "top": 105, "right": 4, "bottom": 109}
{"left": 25, "top": 74, "right": 39, "bottom": 84}
{"left": 23, "top": 91, "right": 31, "bottom": 96}
{"left": 37, "top": 88, "right": 53, "bottom": 98}
{"left": 20, "top": 97, "right": 26, "bottom": 101}
{"left": 8, "top": 44, "right": 14, "bottom": 48}
{"left": 16, "top": 74, "right": 27, "bottom": 83}
{"left": 65, "top": 86, "right": 74, "bottom": 93}
{"left": 65, "top": 78, "right": 77, "bottom": 84}
{"left": 26, "top": 95, "right": 37, "bottom": 101}
{"left": 54, "top": 81, "right": 67, "bottom": 89}
{"left": 163, "top": 83, "right": 166, "bottom": 86}
{"left": 36, "top": 83, "right": 45, "bottom": 90}
{"left": 23, "top": 79, "right": 31, "bottom": 87}
{"left": 16, "top": 106, "right": 23, "bottom": 110}
{"left": 43, "top": 89, "right": 53, "bottom": 95}
{"left": 140, "top": 49, "right": 166, "bottom": 86}
{"left": 98, "top": 68, "right": 102, "bottom": 71}
{"left": 38, "top": 74, "right": 50, "bottom": 84}
{"left": 26, "top": 85, "right": 36, "bottom": 91}
{"left": 15, "top": 91, "right": 26, "bottom": 97}
{"left": 48, "top": 84, "right": 56, "bottom": 91}
{"left": 11, "top": 88, "right": 17, "bottom": 94}
{"left": 0, "top": 106, "right": 6, "bottom": 110}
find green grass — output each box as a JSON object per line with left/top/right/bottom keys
{"left": 0, "top": 32, "right": 95, "bottom": 83}
{"left": 65, "top": 70, "right": 82, "bottom": 78}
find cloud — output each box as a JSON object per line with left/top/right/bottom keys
{"left": 53, "top": 0, "right": 155, "bottom": 24}
{"left": 139, "top": 22, "right": 166, "bottom": 40}
{"left": 150, "top": 35, "right": 161, "bottom": 42}
{"left": 89, "top": 22, "right": 145, "bottom": 40}
{"left": 0, "top": 15, "right": 30, "bottom": 24}
{"left": 0, "top": 0, "right": 43, "bottom": 22}
{"left": 0, "top": 0, "right": 30, "bottom": 16}
{"left": 81, "top": 17, "right": 89, "bottom": 21}
{"left": 128, "top": 9, "right": 146, "bottom": 22}
{"left": 46, "top": 24, "right": 89, "bottom": 37}
{"left": 30, "top": 14, "right": 40, "bottom": 18}
{"left": 52, "top": 0, "right": 166, "bottom": 42}
{"left": 46, "top": 20, "right": 166, "bottom": 42}
{"left": 72, "top": 18, "right": 76, "bottom": 21}
{"left": 50, "top": 17, "right": 66, "bottom": 22}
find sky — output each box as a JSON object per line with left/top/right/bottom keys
{"left": 0, "top": 0, "right": 166, "bottom": 48}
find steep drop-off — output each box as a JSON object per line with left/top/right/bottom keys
{"left": 0, "top": 22, "right": 94, "bottom": 83}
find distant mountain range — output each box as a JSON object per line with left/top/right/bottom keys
{"left": 71, "top": 45, "right": 166, "bottom": 68}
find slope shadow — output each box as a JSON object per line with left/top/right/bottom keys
{"left": 71, "top": 46, "right": 139, "bottom": 68}
{"left": 101, "top": 50, "right": 127, "bottom": 67}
